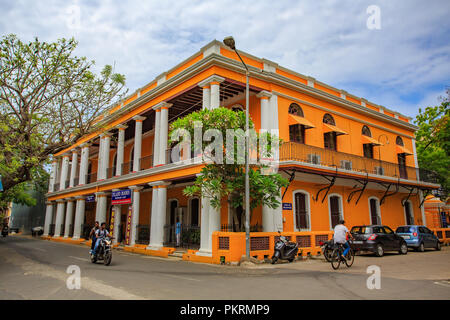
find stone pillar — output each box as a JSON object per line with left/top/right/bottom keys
{"left": 198, "top": 75, "right": 225, "bottom": 110}
{"left": 148, "top": 181, "right": 170, "bottom": 250}
{"left": 200, "top": 85, "right": 211, "bottom": 110}
{"left": 101, "top": 133, "right": 111, "bottom": 179}
{"left": 43, "top": 202, "right": 54, "bottom": 236}
{"left": 59, "top": 155, "right": 70, "bottom": 190}
{"left": 63, "top": 199, "right": 75, "bottom": 238}
{"left": 132, "top": 116, "right": 146, "bottom": 172}
{"left": 153, "top": 107, "right": 161, "bottom": 166}
{"left": 262, "top": 206, "right": 275, "bottom": 232}
{"left": 257, "top": 91, "right": 272, "bottom": 131}
{"left": 78, "top": 143, "right": 90, "bottom": 185}
{"left": 54, "top": 200, "right": 66, "bottom": 237}
{"left": 197, "top": 191, "right": 211, "bottom": 256}
{"left": 97, "top": 136, "right": 105, "bottom": 181}
{"left": 112, "top": 204, "right": 121, "bottom": 245}
{"left": 154, "top": 102, "right": 172, "bottom": 165}
{"left": 49, "top": 160, "right": 58, "bottom": 192}
{"left": 69, "top": 150, "right": 78, "bottom": 188}
{"left": 129, "top": 186, "right": 143, "bottom": 246}
{"left": 72, "top": 196, "right": 86, "bottom": 240}
{"left": 95, "top": 192, "right": 109, "bottom": 225}
{"left": 115, "top": 125, "right": 127, "bottom": 176}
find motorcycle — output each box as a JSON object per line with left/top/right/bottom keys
{"left": 271, "top": 233, "right": 299, "bottom": 264}
{"left": 2, "top": 226, "right": 8, "bottom": 237}
{"left": 319, "top": 239, "right": 334, "bottom": 262}
{"left": 90, "top": 237, "right": 113, "bottom": 266}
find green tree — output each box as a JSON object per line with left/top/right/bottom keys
{"left": 414, "top": 90, "right": 450, "bottom": 199}
{"left": 169, "top": 107, "right": 288, "bottom": 231}
{"left": 0, "top": 34, "right": 127, "bottom": 209}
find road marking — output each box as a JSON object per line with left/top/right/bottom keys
{"left": 34, "top": 247, "right": 46, "bottom": 252}
{"left": 162, "top": 273, "right": 202, "bottom": 282}
{"left": 69, "top": 256, "right": 89, "bottom": 262}
{"left": 434, "top": 281, "right": 450, "bottom": 288}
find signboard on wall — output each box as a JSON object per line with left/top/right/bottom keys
{"left": 282, "top": 203, "right": 293, "bottom": 210}
{"left": 111, "top": 189, "right": 132, "bottom": 205}
{"left": 124, "top": 205, "right": 132, "bottom": 245}
{"left": 86, "top": 195, "right": 95, "bottom": 202}
{"left": 110, "top": 207, "right": 116, "bottom": 236}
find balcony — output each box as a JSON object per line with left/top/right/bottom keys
{"left": 279, "top": 142, "right": 438, "bottom": 185}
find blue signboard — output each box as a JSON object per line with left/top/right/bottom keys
{"left": 282, "top": 203, "right": 292, "bottom": 210}
{"left": 112, "top": 189, "right": 132, "bottom": 205}
{"left": 86, "top": 195, "right": 96, "bottom": 203}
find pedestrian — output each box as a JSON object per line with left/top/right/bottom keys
{"left": 89, "top": 221, "right": 99, "bottom": 254}
{"left": 175, "top": 218, "right": 181, "bottom": 247}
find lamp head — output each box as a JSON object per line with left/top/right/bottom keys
{"left": 223, "top": 36, "right": 236, "bottom": 50}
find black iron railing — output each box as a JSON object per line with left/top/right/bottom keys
{"left": 221, "top": 224, "right": 262, "bottom": 232}
{"left": 136, "top": 225, "right": 150, "bottom": 245}
{"left": 86, "top": 172, "right": 97, "bottom": 184}
{"left": 280, "top": 141, "right": 439, "bottom": 184}
{"left": 140, "top": 155, "right": 153, "bottom": 170}
{"left": 163, "top": 224, "right": 200, "bottom": 249}
{"left": 49, "top": 224, "right": 55, "bottom": 236}
{"left": 121, "top": 162, "right": 133, "bottom": 175}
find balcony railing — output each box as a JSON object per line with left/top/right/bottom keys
{"left": 279, "top": 141, "right": 439, "bottom": 184}
{"left": 106, "top": 167, "right": 116, "bottom": 179}
{"left": 163, "top": 224, "right": 200, "bottom": 249}
{"left": 53, "top": 183, "right": 60, "bottom": 192}
{"left": 85, "top": 172, "right": 97, "bottom": 184}
{"left": 140, "top": 155, "right": 153, "bottom": 170}
{"left": 121, "top": 161, "right": 133, "bottom": 175}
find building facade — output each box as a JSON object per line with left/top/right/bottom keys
{"left": 43, "top": 40, "right": 439, "bottom": 259}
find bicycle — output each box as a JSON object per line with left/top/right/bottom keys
{"left": 330, "top": 241, "right": 354, "bottom": 270}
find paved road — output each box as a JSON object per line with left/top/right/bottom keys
{"left": 1, "top": 235, "right": 449, "bottom": 300}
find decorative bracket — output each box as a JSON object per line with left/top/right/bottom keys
{"left": 379, "top": 179, "right": 400, "bottom": 205}
{"left": 347, "top": 173, "right": 369, "bottom": 205}
{"left": 401, "top": 187, "right": 417, "bottom": 206}
{"left": 281, "top": 169, "right": 296, "bottom": 200}
{"left": 314, "top": 166, "right": 338, "bottom": 203}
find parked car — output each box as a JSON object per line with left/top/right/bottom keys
{"left": 395, "top": 225, "right": 441, "bottom": 251}
{"left": 31, "top": 226, "right": 44, "bottom": 236}
{"left": 350, "top": 225, "right": 408, "bottom": 257}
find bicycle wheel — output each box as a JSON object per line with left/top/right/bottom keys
{"left": 344, "top": 248, "right": 354, "bottom": 268}
{"left": 330, "top": 248, "right": 341, "bottom": 270}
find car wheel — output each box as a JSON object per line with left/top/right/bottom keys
{"left": 436, "top": 241, "right": 441, "bottom": 251}
{"left": 418, "top": 242, "right": 425, "bottom": 252}
{"left": 399, "top": 242, "right": 408, "bottom": 255}
{"left": 375, "top": 244, "right": 384, "bottom": 257}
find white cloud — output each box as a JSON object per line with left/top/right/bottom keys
{"left": 0, "top": 0, "right": 448, "bottom": 117}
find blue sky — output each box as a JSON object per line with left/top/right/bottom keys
{"left": 0, "top": 0, "right": 449, "bottom": 118}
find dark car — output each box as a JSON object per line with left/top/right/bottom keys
{"left": 395, "top": 225, "right": 441, "bottom": 252}
{"left": 350, "top": 225, "right": 408, "bottom": 257}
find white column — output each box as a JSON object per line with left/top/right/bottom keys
{"left": 132, "top": 116, "right": 146, "bottom": 172}
{"left": 59, "top": 155, "right": 70, "bottom": 190}
{"left": 73, "top": 196, "right": 86, "bottom": 240}
{"left": 257, "top": 91, "right": 272, "bottom": 131}
{"left": 63, "top": 199, "right": 75, "bottom": 238}
{"left": 262, "top": 206, "right": 275, "bottom": 232}
{"left": 129, "top": 186, "right": 143, "bottom": 246}
{"left": 95, "top": 192, "right": 108, "bottom": 224}
{"left": 148, "top": 181, "right": 170, "bottom": 250}
{"left": 198, "top": 75, "right": 224, "bottom": 110}
{"left": 112, "top": 204, "right": 121, "bottom": 245}
{"left": 197, "top": 192, "right": 211, "bottom": 255}
{"left": 69, "top": 150, "right": 78, "bottom": 188}
{"left": 155, "top": 102, "right": 172, "bottom": 165}
{"left": 101, "top": 133, "right": 111, "bottom": 179}
{"left": 207, "top": 199, "right": 221, "bottom": 253}
{"left": 78, "top": 143, "right": 90, "bottom": 185}
{"left": 419, "top": 190, "right": 427, "bottom": 227}
{"left": 43, "top": 202, "right": 54, "bottom": 236}
{"left": 153, "top": 107, "right": 161, "bottom": 166}
{"left": 49, "top": 160, "right": 58, "bottom": 192}
{"left": 97, "top": 136, "right": 105, "bottom": 181}
{"left": 116, "top": 125, "right": 127, "bottom": 176}
{"left": 54, "top": 200, "right": 65, "bottom": 237}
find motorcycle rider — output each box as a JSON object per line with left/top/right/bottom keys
{"left": 93, "top": 222, "right": 110, "bottom": 255}
{"left": 89, "top": 221, "right": 99, "bottom": 254}
{"left": 333, "top": 220, "right": 353, "bottom": 260}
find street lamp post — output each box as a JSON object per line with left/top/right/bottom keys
{"left": 223, "top": 36, "right": 251, "bottom": 259}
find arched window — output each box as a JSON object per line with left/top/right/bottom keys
{"left": 396, "top": 136, "right": 408, "bottom": 179}
{"left": 289, "top": 103, "right": 306, "bottom": 144}
{"left": 323, "top": 113, "right": 336, "bottom": 125}
{"left": 293, "top": 190, "right": 311, "bottom": 231}
{"left": 396, "top": 136, "right": 404, "bottom": 146}
{"left": 328, "top": 194, "right": 344, "bottom": 229}
{"left": 323, "top": 114, "right": 337, "bottom": 150}
{"left": 289, "top": 103, "right": 304, "bottom": 117}
{"left": 362, "top": 125, "right": 372, "bottom": 137}
{"left": 362, "top": 126, "right": 374, "bottom": 158}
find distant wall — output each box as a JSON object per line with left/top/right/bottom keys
{"left": 10, "top": 190, "right": 46, "bottom": 233}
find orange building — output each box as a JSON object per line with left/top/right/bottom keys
{"left": 43, "top": 40, "right": 440, "bottom": 262}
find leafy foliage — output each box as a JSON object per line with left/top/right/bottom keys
{"left": 414, "top": 90, "right": 450, "bottom": 199}
{"left": 0, "top": 34, "right": 127, "bottom": 207}
{"left": 169, "top": 107, "right": 288, "bottom": 231}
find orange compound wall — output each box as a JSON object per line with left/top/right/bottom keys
{"left": 281, "top": 180, "right": 423, "bottom": 233}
